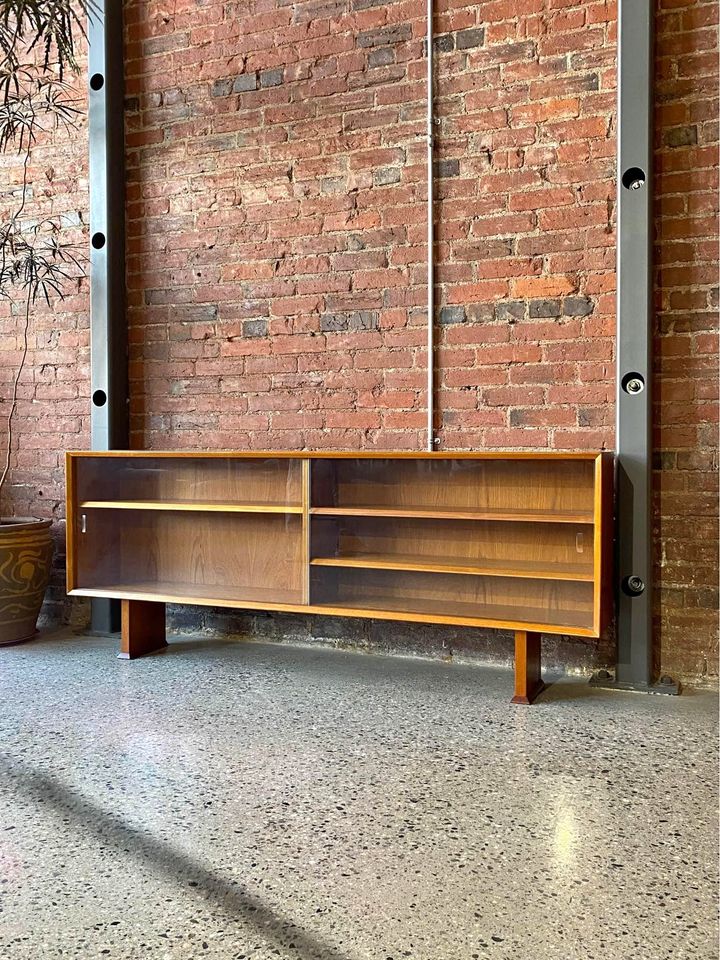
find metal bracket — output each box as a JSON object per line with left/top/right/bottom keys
{"left": 88, "top": 0, "right": 128, "bottom": 634}
{"left": 589, "top": 670, "right": 681, "bottom": 696}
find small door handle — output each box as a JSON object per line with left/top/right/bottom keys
{"left": 576, "top": 532, "right": 584, "bottom": 553}
{"left": 80, "top": 514, "right": 87, "bottom": 534}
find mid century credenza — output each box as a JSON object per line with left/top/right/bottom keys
{"left": 65, "top": 451, "right": 613, "bottom": 704}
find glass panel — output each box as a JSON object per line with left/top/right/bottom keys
{"left": 310, "top": 516, "right": 594, "bottom": 581}
{"left": 75, "top": 509, "right": 303, "bottom": 605}
{"left": 75, "top": 456, "right": 302, "bottom": 508}
{"left": 311, "top": 567, "right": 594, "bottom": 631}
{"left": 311, "top": 458, "right": 595, "bottom": 521}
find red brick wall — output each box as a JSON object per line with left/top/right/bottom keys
{"left": 0, "top": 1, "right": 716, "bottom": 679}
{"left": 124, "top": 0, "right": 616, "bottom": 452}
{"left": 653, "top": 0, "right": 718, "bottom": 680}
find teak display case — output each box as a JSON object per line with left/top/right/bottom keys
{"left": 66, "top": 451, "right": 613, "bottom": 704}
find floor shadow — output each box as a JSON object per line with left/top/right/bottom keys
{"left": 162, "top": 637, "right": 245, "bottom": 654}
{"left": 535, "top": 678, "right": 623, "bottom": 704}
{"left": 1, "top": 756, "right": 355, "bottom": 960}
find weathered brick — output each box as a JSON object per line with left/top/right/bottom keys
{"left": 320, "top": 311, "right": 379, "bottom": 332}
{"left": 495, "top": 301, "right": 526, "bottom": 323}
{"left": 664, "top": 125, "right": 699, "bottom": 148}
{"left": 529, "top": 299, "right": 562, "bottom": 318}
{"left": 563, "top": 296, "right": 594, "bottom": 317}
{"left": 357, "top": 24, "right": 412, "bottom": 48}
{"left": 242, "top": 319, "right": 269, "bottom": 338}
{"left": 456, "top": 27, "right": 485, "bottom": 50}
{"left": 373, "top": 167, "right": 401, "bottom": 186}
{"left": 435, "top": 159, "right": 460, "bottom": 178}
{"left": 434, "top": 34, "right": 455, "bottom": 53}
{"left": 260, "top": 68, "right": 284, "bottom": 88}
{"left": 368, "top": 48, "right": 395, "bottom": 69}
{"left": 233, "top": 73, "right": 258, "bottom": 93}
{"left": 211, "top": 78, "right": 233, "bottom": 97}
{"left": 439, "top": 306, "right": 466, "bottom": 325}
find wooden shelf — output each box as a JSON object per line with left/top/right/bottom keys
{"left": 311, "top": 595, "right": 594, "bottom": 634}
{"left": 310, "top": 553, "right": 594, "bottom": 582}
{"left": 310, "top": 506, "right": 594, "bottom": 524}
{"left": 80, "top": 499, "right": 303, "bottom": 514}
{"left": 70, "top": 582, "right": 595, "bottom": 637}
{"left": 72, "top": 580, "right": 305, "bottom": 608}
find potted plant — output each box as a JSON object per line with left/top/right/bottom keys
{"left": 0, "top": 0, "right": 89, "bottom": 645}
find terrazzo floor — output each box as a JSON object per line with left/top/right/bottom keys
{"left": 0, "top": 631, "right": 717, "bottom": 960}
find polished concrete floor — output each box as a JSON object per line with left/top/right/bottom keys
{"left": 0, "top": 631, "right": 717, "bottom": 960}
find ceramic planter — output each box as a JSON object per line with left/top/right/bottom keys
{"left": 0, "top": 518, "right": 53, "bottom": 646}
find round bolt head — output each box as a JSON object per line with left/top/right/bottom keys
{"left": 622, "top": 372, "right": 646, "bottom": 395}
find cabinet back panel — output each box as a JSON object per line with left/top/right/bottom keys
{"left": 313, "top": 516, "right": 593, "bottom": 567}
{"left": 76, "top": 510, "right": 302, "bottom": 597}
{"left": 312, "top": 568, "right": 594, "bottom": 630}
{"left": 76, "top": 457, "right": 302, "bottom": 505}
{"left": 75, "top": 510, "right": 121, "bottom": 588}
{"left": 315, "top": 459, "right": 594, "bottom": 513}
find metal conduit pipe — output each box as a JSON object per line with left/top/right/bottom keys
{"left": 426, "top": 0, "right": 436, "bottom": 452}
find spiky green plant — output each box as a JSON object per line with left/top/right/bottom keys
{"left": 0, "top": 0, "right": 91, "bottom": 74}
{"left": 0, "top": 0, "right": 91, "bottom": 503}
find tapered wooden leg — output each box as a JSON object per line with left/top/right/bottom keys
{"left": 118, "top": 600, "right": 167, "bottom": 659}
{"left": 511, "top": 630, "right": 545, "bottom": 704}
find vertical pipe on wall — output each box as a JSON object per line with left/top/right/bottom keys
{"left": 426, "top": 0, "right": 435, "bottom": 452}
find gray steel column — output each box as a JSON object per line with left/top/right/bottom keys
{"left": 87, "top": 0, "right": 128, "bottom": 634}
{"left": 592, "top": 0, "right": 678, "bottom": 694}
{"left": 615, "top": 0, "right": 653, "bottom": 685}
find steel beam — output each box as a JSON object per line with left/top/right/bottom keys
{"left": 591, "top": 0, "right": 679, "bottom": 694}
{"left": 87, "top": 0, "right": 127, "bottom": 634}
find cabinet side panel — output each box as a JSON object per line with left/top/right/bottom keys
{"left": 301, "top": 459, "right": 310, "bottom": 604}
{"left": 600, "top": 452, "right": 616, "bottom": 636}
{"left": 592, "top": 453, "right": 615, "bottom": 637}
{"left": 65, "top": 453, "right": 77, "bottom": 592}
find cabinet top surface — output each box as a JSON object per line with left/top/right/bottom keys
{"left": 67, "top": 450, "right": 608, "bottom": 461}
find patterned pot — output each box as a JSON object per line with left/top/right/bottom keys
{"left": 0, "top": 518, "right": 53, "bottom": 647}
